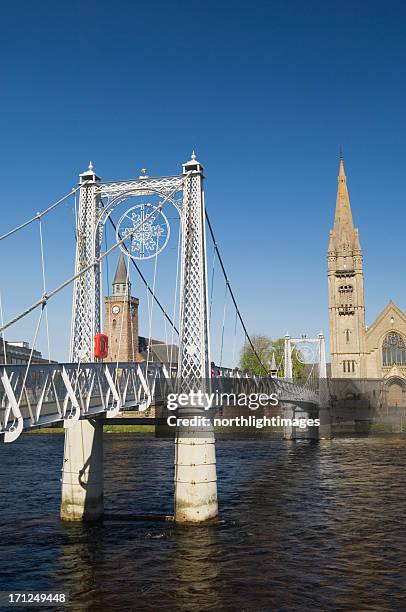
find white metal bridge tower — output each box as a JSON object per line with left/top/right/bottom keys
{"left": 61, "top": 163, "right": 104, "bottom": 521}
{"left": 175, "top": 154, "right": 217, "bottom": 522}
{"left": 61, "top": 154, "right": 217, "bottom": 522}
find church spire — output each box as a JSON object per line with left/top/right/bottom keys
{"left": 328, "top": 156, "right": 363, "bottom": 273}
{"left": 332, "top": 157, "right": 355, "bottom": 241}
{"left": 113, "top": 253, "right": 131, "bottom": 296}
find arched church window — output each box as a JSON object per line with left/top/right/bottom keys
{"left": 382, "top": 332, "right": 406, "bottom": 366}
{"left": 345, "top": 329, "right": 350, "bottom": 343}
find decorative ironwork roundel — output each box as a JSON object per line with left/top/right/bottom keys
{"left": 295, "top": 342, "right": 318, "bottom": 364}
{"left": 116, "top": 203, "right": 170, "bottom": 260}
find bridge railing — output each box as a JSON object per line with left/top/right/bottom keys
{"left": 0, "top": 362, "right": 174, "bottom": 442}
{"left": 0, "top": 361, "right": 320, "bottom": 442}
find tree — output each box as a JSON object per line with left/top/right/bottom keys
{"left": 239, "top": 335, "right": 272, "bottom": 375}
{"left": 269, "top": 338, "right": 305, "bottom": 379}
{"left": 239, "top": 335, "right": 306, "bottom": 378}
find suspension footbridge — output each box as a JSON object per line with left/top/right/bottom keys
{"left": 0, "top": 154, "right": 330, "bottom": 522}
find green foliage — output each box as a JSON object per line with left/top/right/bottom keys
{"left": 269, "top": 337, "right": 305, "bottom": 379}
{"left": 239, "top": 335, "right": 272, "bottom": 375}
{"left": 239, "top": 335, "right": 306, "bottom": 378}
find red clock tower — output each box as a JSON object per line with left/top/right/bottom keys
{"left": 103, "top": 254, "right": 140, "bottom": 362}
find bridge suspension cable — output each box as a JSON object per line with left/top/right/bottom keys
{"left": 0, "top": 182, "right": 87, "bottom": 242}
{"left": 204, "top": 211, "right": 269, "bottom": 374}
{"left": 1, "top": 172, "right": 267, "bottom": 373}
{"left": 0, "top": 201, "right": 167, "bottom": 335}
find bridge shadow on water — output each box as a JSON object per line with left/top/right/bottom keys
{"left": 1, "top": 433, "right": 406, "bottom": 610}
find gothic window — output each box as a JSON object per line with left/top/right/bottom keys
{"left": 338, "top": 285, "right": 355, "bottom": 315}
{"left": 382, "top": 332, "right": 406, "bottom": 366}
{"left": 345, "top": 329, "right": 350, "bottom": 343}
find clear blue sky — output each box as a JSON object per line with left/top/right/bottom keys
{"left": 1, "top": 0, "right": 406, "bottom": 364}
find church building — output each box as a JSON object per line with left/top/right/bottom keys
{"left": 328, "top": 159, "right": 406, "bottom": 394}
{"left": 103, "top": 254, "right": 179, "bottom": 364}
{"left": 103, "top": 254, "right": 140, "bottom": 362}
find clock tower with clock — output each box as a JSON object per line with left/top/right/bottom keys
{"left": 103, "top": 254, "right": 140, "bottom": 362}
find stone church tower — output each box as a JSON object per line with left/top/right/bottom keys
{"left": 328, "top": 158, "right": 366, "bottom": 378}
{"left": 327, "top": 157, "right": 406, "bottom": 411}
{"left": 104, "top": 254, "right": 140, "bottom": 362}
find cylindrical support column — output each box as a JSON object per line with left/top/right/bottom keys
{"left": 175, "top": 418, "right": 218, "bottom": 522}
{"left": 283, "top": 404, "right": 295, "bottom": 439}
{"left": 319, "top": 406, "right": 332, "bottom": 439}
{"left": 60, "top": 419, "right": 104, "bottom": 521}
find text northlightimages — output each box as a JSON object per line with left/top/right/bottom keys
{"left": 166, "top": 391, "right": 320, "bottom": 429}
{"left": 167, "top": 414, "right": 320, "bottom": 429}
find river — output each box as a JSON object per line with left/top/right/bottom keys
{"left": 0, "top": 434, "right": 405, "bottom": 610}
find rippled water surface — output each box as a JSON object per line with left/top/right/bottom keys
{"left": 1, "top": 434, "right": 406, "bottom": 610}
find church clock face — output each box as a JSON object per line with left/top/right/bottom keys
{"left": 112, "top": 305, "right": 120, "bottom": 315}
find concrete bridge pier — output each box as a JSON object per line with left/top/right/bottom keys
{"left": 318, "top": 405, "right": 332, "bottom": 439}
{"left": 174, "top": 408, "right": 218, "bottom": 523}
{"left": 283, "top": 404, "right": 320, "bottom": 441}
{"left": 307, "top": 412, "right": 321, "bottom": 440}
{"left": 60, "top": 419, "right": 104, "bottom": 521}
{"left": 282, "top": 404, "right": 295, "bottom": 440}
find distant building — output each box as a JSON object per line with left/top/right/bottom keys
{"left": 328, "top": 158, "right": 406, "bottom": 405}
{"left": 0, "top": 338, "right": 50, "bottom": 365}
{"left": 138, "top": 336, "right": 179, "bottom": 364}
{"left": 103, "top": 254, "right": 178, "bottom": 364}
{"left": 103, "top": 253, "right": 141, "bottom": 362}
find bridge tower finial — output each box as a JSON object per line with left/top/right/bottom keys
{"left": 79, "top": 161, "right": 100, "bottom": 183}
{"left": 183, "top": 150, "right": 203, "bottom": 174}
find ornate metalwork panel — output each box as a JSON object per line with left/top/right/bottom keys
{"left": 96, "top": 176, "right": 184, "bottom": 203}
{"left": 178, "top": 169, "right": 210, "bottom": 389}
{"left": 70, "top": 174, "right": 101, "bottom": 362}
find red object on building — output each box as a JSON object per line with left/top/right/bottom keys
{"left": 94, "top": 334, "right": 108, "bottom": 359}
